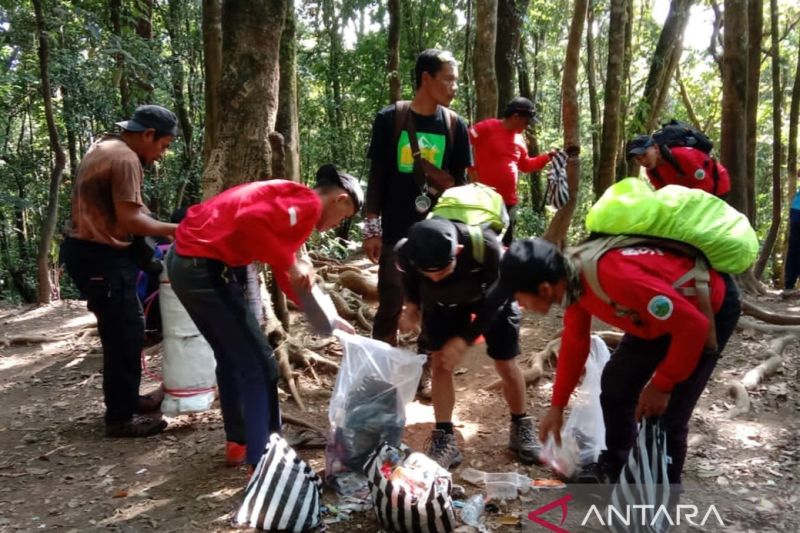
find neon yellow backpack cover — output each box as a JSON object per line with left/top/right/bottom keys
{"left": 585, "top": 178, "right": 758, "bottom": 274}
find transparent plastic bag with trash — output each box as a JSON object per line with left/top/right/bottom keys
{"left": 325, "top": 332, "right": 426, "bottom": 482}
{"left": 459, "top": 468, "right": 532, "bottom": 501}
{"left": 539, "top": 335, "right": 610, "bottom": 478}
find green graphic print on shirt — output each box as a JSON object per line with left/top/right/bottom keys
{"left": 397, "top": 131, "right": 446, "bottom": 173}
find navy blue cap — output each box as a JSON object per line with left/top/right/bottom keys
{"left": 116, "top": 105, "right": 179, "bottom": 137}
{"left": 405, "top": 217, "right": 458, "bottom": 272}
{"left": 626, "top": 134, "right": 655, "bottom": 158}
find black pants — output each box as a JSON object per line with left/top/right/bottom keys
{"left": 371, "top": 245, "right": 404, "bottom": 345}
{"left": 599, "top": 274, "right": 741, "bottom": 484}
{"left": 785, "top": 209, "right": 800, "bottom": 289}
{"left": 502, "top": 204, "right": 518, "bottom": 247}
{"left": 60, "top": 237, "right": 144, "bottom": 423}
{"left": 166, "top": 250, "right": 280, "bottom": 466}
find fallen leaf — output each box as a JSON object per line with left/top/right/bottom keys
{"left": 112, "top": 489, "right": 128, "bottom": 498}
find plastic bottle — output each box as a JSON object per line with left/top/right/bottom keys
{"left": 460, "top": 494, "right": 485, "bottom": 526}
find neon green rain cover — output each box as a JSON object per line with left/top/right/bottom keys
{"left": 586, "top": 178, "right": 758, "bottom": 273}
{"left": 431, "top": 183, "right": 508, "bottom": 233}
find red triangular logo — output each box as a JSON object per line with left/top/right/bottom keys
{"left": 526, "top": 493, "right": 573, "bottom": 533}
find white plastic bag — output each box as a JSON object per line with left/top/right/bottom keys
{"left": 540, "top": 335, "right": 610, "bottom": 477}
{"left": 326, "top": 332, "right": 426, "bottom": 478}
{"left": 158, "top": 267, "right": 217, "bottom": 415}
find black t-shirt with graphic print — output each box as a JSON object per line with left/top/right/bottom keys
{"left": 365, "top": 104, "right": 471, "bottom": 245}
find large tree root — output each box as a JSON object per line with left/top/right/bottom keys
{"left": 727, "top": 335, "right": 797, "bottom": 418}
{"left": 741, "top": 299, "right": 800, "bottom": 325}
{"left": 486, "top": 338, "right": 561, "bottom": 390}
{"left": 737, "top": 316, "right": 800, "bottom": 334}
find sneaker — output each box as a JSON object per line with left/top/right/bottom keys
{"left": 425, "top": 429, "right": 463, "bottom": 469}
{"left": 106, "top": 415, "right": 167, "bottom": 438}
{"left": 570, "top": 461, "right": 610, "bottom": 484}
{"left": 508, "top": 416, "right": 543, "bottom": 465}
{"left": 137, "top": 387, "right": 165, "bottom": 414}
{"left": 417, "top": 363, "right": 432, "bottom": 400}
{"left": 226, "top": 441, "right": 247, "bottom": 467}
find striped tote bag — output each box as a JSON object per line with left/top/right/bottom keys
{"left": 234, "top": 434, "right": 323, "bottom": 531}
{"left": 365, "top": 444, "right": 455, "bottom": 533}
{"left": 609, "top": 418, "right": 671, "bottom": 533}
{"left": 545, "top": 150, "right": 569, "bottom": 209}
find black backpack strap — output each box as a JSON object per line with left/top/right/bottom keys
{"left": 393, "top": 100, "right": 411, "bottom": 145}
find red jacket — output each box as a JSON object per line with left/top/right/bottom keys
{"left": 551, "top": 247, "right": 725, "bottom": 408}
{"left": 646, "top": 146, "right": 731, "bottom": 197}
{"left": 175, "top": 180, "right": 321, "bottom": 303}
{"left": 468, "top": 118, "right": 550, "bottom": 205}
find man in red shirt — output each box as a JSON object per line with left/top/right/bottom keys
{"left": 627, "top": 134, "right": 731, "bottom": 198}
{"left": 166, "top": 165, "right": 362, "bottom": 468}
{"left": 477, "top": 238, "right": 740, "bottom": 485}
{"left": 469, "top": 97, "right": 555, "bottom": 245}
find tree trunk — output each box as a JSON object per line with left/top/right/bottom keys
{"left": 33, "top": 0, "right": 67, "bottom": 304}
{"left": 720, "top": 0, "right": 749, "bottom": 215}
{"left": 615, "top": 0, "right": 634, "bottom": 182}
{"left": 596, "top": 0, "right": 627, "bottom": 197}
{"left": 109, "top": 0, "right": 130, "bottom": 116}
{"left": 542, "top": 0, "right": 587, "bottom": 246}
{"left": 202, "top": 0, "right": 222, "bottom": 167}
{"left": 201, "top": 0, "right": 287, "bottom": 198}
{"left": 276, "top": 0, "right": 301, "bottom": 183}
{"left": 586, "top": 2, "right": 600, "bottom": 191}
{"left": 754, "top": 0, "right": 783, "bottom": 280}
{"left": 495, "top": 0, "right": 529, "bottom": 109}
{"left": 473, "top": 0, "right": 499, "bottom": 121}
{"left": 745, "top": 0, "right": 763, "bottom": 223}
{"left": 387, "top": 0, "right": 401, "bottom": 103}
{"left": 518, "top": 35, "right": 544, "bottom": 213}
{"left": 463, "top": 0, "right": 474, "bottom": 123}
{"left": 626, "top": 0, "right": 693, "bottom": 176}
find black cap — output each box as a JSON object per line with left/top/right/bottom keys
{"left": 116, "top": 105, "right": 179, "bottom": 137}
{"left": 485, "top": 238, "right": 566, "bottom": 302}
{"left": 503, "top": 97, "right": 536, "bottom": 119}
{"left": 626, "top": 134, "right": 655, "bottom": 158}
{"left": 405, "top": 217, "right": 459, "bottom": 272}
{"left": 315, "top": 164, "right": 364, "bottom": 213}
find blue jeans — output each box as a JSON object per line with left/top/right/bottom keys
{"left": 166, "top": 249, "right": 281, "bottom": 466}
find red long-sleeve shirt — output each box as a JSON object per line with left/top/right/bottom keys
{"left": 646, "top": 146, "right": 731, "bottom": 197}
{"left": 175, "top": 180, "right": 321, "bottom": 303}
{"left": 551, "top": 246, "right": 725, "bottom": 408}
{"left": 468, "top": 118, "right": 550, "bottom": 205}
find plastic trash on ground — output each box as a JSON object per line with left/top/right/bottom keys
{"left": 459, "top": 468, "right": 532, "bottom": 500}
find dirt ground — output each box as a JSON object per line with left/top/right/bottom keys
{"left": 1, "top": 278, "right": 800, "bottom": 532}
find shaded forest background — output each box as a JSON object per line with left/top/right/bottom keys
{"left": 0, "top": 0, "right": 799, "bottom": 304}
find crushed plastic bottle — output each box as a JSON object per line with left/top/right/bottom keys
{"left": 459, "top": 494, "right": 485, "bottom": 526}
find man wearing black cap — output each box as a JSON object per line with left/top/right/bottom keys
{"left": 394, "top": 217, "right": 540, "bottom": 468}
{"left": 469, "top": 97, "right": 559, "bottom": 245}
{"left": 167, "top": 165, "right": 362, "bottom": 469}
{"left": 61, "top": 104, "right": 179, "bottom": 438}
{"left": 363, "top": 49, "right": 471, "bottom": 350}
{"left": 627, "top": 134, "right": 731, "bottom": 197}
{"left": 483, "top": 237, "right": 740, "bottom": 485}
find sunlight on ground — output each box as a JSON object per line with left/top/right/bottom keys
{"left": 719, "top": 420, "right": 775, "bottom": 449}
{"left": 0, "top": 354, "right": 31, "bottom": 372}
{"left": 3, "top": 305, "right": 52, "bottom": 324}
{"left": 63, "top": 313, "right": 96, "bottom": 329}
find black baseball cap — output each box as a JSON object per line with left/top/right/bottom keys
{"left": 315, "top": 164, "right": 364, "bottom": 213}
{"left": 503, "top": 97, "right": 536, "bottom": 120}
{"left": 404, "top": 217, "right": 459, "bottom": 272}
{"left": 485, "top": 238, "right": 566, "bottom": 303}
{"left": 626, "top": 134, "right": 655, "bottom": 158}
{"left": 116, "top": 105, "right": 179, "bottom": 137}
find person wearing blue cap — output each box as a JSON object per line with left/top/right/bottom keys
{"left": 60, "top": 104, "right": 179, "bottom": 438}
{"left": 394, "top": 217, "right": 541, "bottom": 469}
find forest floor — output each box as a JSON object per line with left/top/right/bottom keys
{"left": 1, "top": 259, "right": 799, "bottom": 532}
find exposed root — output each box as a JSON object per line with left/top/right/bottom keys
{"left": 282, "top": 413, "right": 326, "bottom": 436}
{"left": 329, "top": 290, "right": 357, "bottom": 319}
{"left": 741, "top": 299, "right": 800, "bottom": 325}
{"left": 338, "top": 270, "right": 379, "bottom": 301}
{"left": 727, "top": 335, "right": 798, "bottom": 418}
{"left": 737, "top": 316, "right": 800, "bottom": 334}
{"left": 486, "top": 338, "right": 560, "bottom": 390}
{"left": 288, "top": 342, "right": 340, "bottom": 372}
{"left": 356, "top": 305, "right": 373, "bottom": 331}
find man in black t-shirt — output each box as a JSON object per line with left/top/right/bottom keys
{"left": 362, "top": 49, "right": 472, "bottom": 350}
{"left": 394, "top": 217, "right": 541, "bottom": 469}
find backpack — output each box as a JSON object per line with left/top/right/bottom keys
{"left": 651, "top": 119, "right": 722, "bottom": 195}
{"left": 544, "top": 149, "right": 569, "bottom": 209}
{"left": 429, "top": 183, "right": 509, "bottom": 263}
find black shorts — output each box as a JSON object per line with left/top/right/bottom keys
{"left": 418, "top": 299, "right": 521, "bottom": 360}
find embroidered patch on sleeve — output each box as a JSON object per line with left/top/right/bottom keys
{"left": 647, "top": 295, "right": 674, "bottom": 320}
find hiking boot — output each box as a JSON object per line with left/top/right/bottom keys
{"left": 106, "top": 415, "right": 167, "bottom": 438}
{"left": 508, "top": 416, "right": 543, "bottom": 465}
{"left": 137, "top": 387, "right": 164, "bottom": 414}
{"left": 425, "top": 429, "right": 463, "bottom": 469}
{"left": 417, "top": 363, "right": 432, "bottom": 400}
{"left": 570, "top": 461, "right": 611, "bottom": 484}
{"left": 226, "top": 441, "right": 247, "bottom": 467}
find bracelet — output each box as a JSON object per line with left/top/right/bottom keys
{"left": 362, "top": 217, "right": 382, "bottom": 240}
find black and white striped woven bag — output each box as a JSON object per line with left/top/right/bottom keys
{"left": 234, "top": 434, "right": 323, "bottom": 531}
{"left": 365, "top": 444, "right": 455, "bottom": 533}
{"left": 609, "top": 418, "right": 671, "bottom": 533}
{"left": 545, "top": 150, "right": 569, "bottom": 209}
